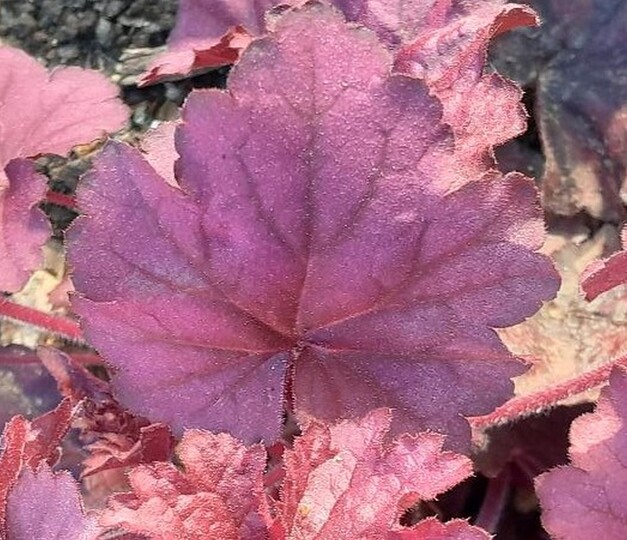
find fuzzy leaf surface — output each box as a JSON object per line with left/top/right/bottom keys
{"left": 101, "top": 430, "right": 266, "bottom": 540}
{"left": 0, "top": 160, "right": 49, "bottom": 292}
{"left": 395, "top": 2, "right": 537, "bottom": 180}
{"left": 70, "top": 3, "right": 558, "bottom": 450}
{"left": 0, "top": 400, "right": 73, "bottom": 536}
{"left": 0, "top": 46, "right": 127, "bottom": 169}
{"left": 6, "top": 465, "right": 98, "bottom": 540}
{"left": 388, "top": 517, "right": 490, "bottom": 539}
{"left": 270, "top": 409, "right": 474, "bottom": 539}
{"left": 536, "top": 365, "right": 627, "bottom": 539}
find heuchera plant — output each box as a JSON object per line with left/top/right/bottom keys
{"left": 69, "top": 2, "right": 558, "bottom": 453}
{"left": 1, "top": 0, "right": 626, "bottom": 538}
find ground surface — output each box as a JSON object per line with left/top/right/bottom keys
{"left": 0, "top": 0, "right": 177, "bottom": 71}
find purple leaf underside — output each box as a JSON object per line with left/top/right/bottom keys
{"left": 70, "top": 4, "right": 558, "bottom": 451}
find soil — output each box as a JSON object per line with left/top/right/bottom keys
{"left": 0, "top": 0, "right": 177, "bottom": 71}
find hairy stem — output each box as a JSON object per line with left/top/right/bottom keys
{"left": 0, "top": 297, "right": 83, "bottom": 343}
{"left": 470, "top": 354, "right": 627, "bottom": 430}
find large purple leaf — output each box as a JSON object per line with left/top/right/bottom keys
{"left": 70, "top": 3, "right": 558, "bottom": 451}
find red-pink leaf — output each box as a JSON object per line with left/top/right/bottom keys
{"left": 6, "top": 465, "right": 99, "bottom": 540}
{"left": 270, "top": 410, "right": 474, "bottom": 539}
{"left": 38, "top": 348, "right": 174, "bottom": 477}
{"left": 395, "top": 2, "right": 537, "bottom": 178}
{"left": 0, "top": 400, "right": 73, "bottom": 537}
{"left": 0, "top": 160, "right": 49, "bottom": 292}
{"left": 101, "top": 430, "right": 266, "bottom": 539}
{"left": 0, "top": 417, "right": 27, "bottom": 536}
{"left": 139, "top": 0, "right": 274, "bottom": 85}
{"left": 388, "top": 517, "right": 490, "bottom": 540}
{"left": 139, "top": 27, "right": 253, "bottom": 86}
{"left": 536, "top": 365, "right": 627, "bottom": 539}
{"left": 23, "top": 397, "right": 73, "bottom": 468}
{"left": 70, "top": 3, "right": 558, "bottom": 450}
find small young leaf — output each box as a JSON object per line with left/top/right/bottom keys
{"left": 0, "top": 46, "right": 128, "bottom": 168}
{"left": 0, "top": 46, "right": 128, "bottom": 293}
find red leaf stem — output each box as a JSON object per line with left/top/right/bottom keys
{"left": 474, "top": 466, "right": 511, "bottom": 534}
{"left": 0, "top": 298, "right": 83, "bottom": 343}
{"left": 470, "top": 354, "right": 627, "bottom": 430}
{"left": 44, "top": 190, "right": 77, "bottom": 211}
{"left": 0, "top": 346, "right": 100, "bottom": 366}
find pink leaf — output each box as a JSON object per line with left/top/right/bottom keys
{"left": 0, "top": 160, "right": 49, "bottom": 292}
{"left": 139, "top": 27, "right": 253, "bottom": 86}
{"left": 6, "top": 465, "right": 99, "bottom": 540}
{"left": 0, "top": 46, "right": 128, "bottom": 168}
{"left": 140, "top": 122, "right": 181, "bottom": 188}
{"left": 0, "top": 417, "right": 27, "bottom": 535}
{"left": 70, "top": 3, "right": 558, "bottom": 450}
{"left": 138, "top": 0, "right": 275, "bottom": 85}
{"left": 536, "top": 365, "right": 627, "bottom": 539}
{"left": 269, "top": 410, "right": 475, "bottom": 539}
{"left": 388, "top": 517, "right": 490, "bottom": 540}
{"left": 0, "top": 45, "right": 128, "bottom": 293}
{"left": 101, "top": 430, "right": 266, "bottom": 539}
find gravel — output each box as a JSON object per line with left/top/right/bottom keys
{"left": 0, "top": 0, "right": 177, "bottom": 71}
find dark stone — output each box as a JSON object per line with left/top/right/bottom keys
{"left": 0, "top": 0, "right": 178, "bottom": 71}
